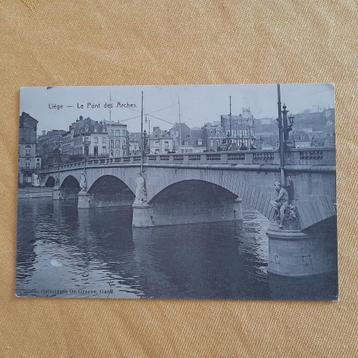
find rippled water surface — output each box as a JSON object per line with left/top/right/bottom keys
{"left": 16, "top": 198, "right": 337, "bottom": 299}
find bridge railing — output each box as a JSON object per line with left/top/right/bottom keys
{"left": 284, "top": 147, "right": 336, "bottom": 166}
{"left": 40, "top": 147, "right": 336, "bottom": 173}
{"left": 143, "top": 151, "right": 281, "bottom": 165}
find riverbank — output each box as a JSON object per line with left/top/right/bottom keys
{"left": 18, "top": 187, "right": 53, "bottom": 199}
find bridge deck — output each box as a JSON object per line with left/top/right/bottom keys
{"left": 41, "top": 147, "right": 336, "bottom": 174}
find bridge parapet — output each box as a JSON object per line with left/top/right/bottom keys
{"left": 40, "top": 147, "right": 336, "bottom": 174}
{"left": 284, "top": 148, "right": 336, "bottom": 166}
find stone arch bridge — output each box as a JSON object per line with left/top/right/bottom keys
{"left": 41, "top": 148, "right": 336, "bottom": 230}
{"left": 40, "top": 148, "right": 337, "bottom": 277}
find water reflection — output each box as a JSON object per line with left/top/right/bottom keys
{"left": 132, "top": 218, "right": 269, "bottom": 299}
{"left": 16, "top": 198, "right": 337, "bottom": 299}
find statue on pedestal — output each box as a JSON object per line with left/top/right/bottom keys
{"left": 133, "top": 174, "right": 148, "bottom": 206}
{"left": 80, "top": 171, "right": 87, "bottom": 192}
{"left": 271, "top": 181, "right": 288, "bottom": 228}
{"left": 55, "top": 172, "right": 60, "bottom": 187}
{"left": 270, "top": 181, "right": 299, "bottom": 229}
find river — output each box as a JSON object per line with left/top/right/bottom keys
{"left": 16, "top": 198, "right": 338, "bottom": 300}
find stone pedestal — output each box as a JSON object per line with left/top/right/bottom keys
{"left": 267, "top": 224, "right": 337, "bottom": 277}
{"left": 52, "top": 188, "right": 62, "bottom": 200}
{"left": 132, "top": 204, "right": 154, "bottom": 227}
{"left": 77, "top": 191, "right": 94, "bottom": 209}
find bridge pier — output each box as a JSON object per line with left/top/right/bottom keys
{"left": 131, "top": 174, "right": 154, "bottom": 227}
{"left": 132, "top": 204, "right": 154, "bottom": 227}
{"left": 267, "top": 223, "right": 337, "bottom": 277}
{"left": 132, "top": 199, "right": 243, "bottom": 228}
{"left": 77, "top": 191, "right": 94, "bottom": 209}
{"left": 233, "top": 198, "right": 243, "bottom": 221}
{"left": 52, "top": 188, "right": 62, "bottom": 200}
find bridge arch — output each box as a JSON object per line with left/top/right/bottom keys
{"left": 45, "top": 176, "right": 56, "bottom": 187}
{"left": 144, "top": 168, "right": 277, "bottom": 224}
{"left": 60, "top": 175, "right": 81, "bottom": 193}
{"left": 87, "top": 175, "right": 135, "bottom": 197}
{"left": 144, "top": 168, "right": 337, "bottom": 231}
{"left": 142, "top": 179, "right": 242, "bottom": 226}
{"left": 148, "top": 179, "right": 238, "bottom": 205}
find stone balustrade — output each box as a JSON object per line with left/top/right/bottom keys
{"left": 41, "top": 147, "right": 336, "bottom": 173}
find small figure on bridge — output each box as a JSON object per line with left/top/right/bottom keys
{"left": 271, "top": 181, "right": 289, "bottom": 229}
{"left": 80, "top": 171, "right": 87, "bottom": 192}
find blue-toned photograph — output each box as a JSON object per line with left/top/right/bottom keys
{"left": 16, "top": 84, "right": 338, "bottom": 300}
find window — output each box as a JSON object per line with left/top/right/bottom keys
{"left": 25, "top": 160, "right": 30, "bottom": 168}
{"left": 115, "top": 130, "right": 120, "bottom": 136}
{"left": 102, "top": 137, "right": 107, "bottom": 144}
{"left": 94, "top": 136, "right": 98, "bottom": 144}
{"left": 25, "top": 145, "right": 31, "bottom": 156}
{"left": 115, "top": 140, "right": 120, "bottom": 147}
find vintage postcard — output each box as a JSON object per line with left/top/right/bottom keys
{"left": 16, "top": 84, "right": 338, "bottom": 300}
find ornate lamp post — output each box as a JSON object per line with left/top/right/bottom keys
{"left": 276, "top": 84, "right": 295, "bottom": 185}
{"left": 140, "top": 91, "right": 144, "bottom": 174}
{"left": 143, "top": 130, "right": 148, "bottom": 154}
{"left": 282, "top": 103, "right": 295, "bottom": 150}
{"left": 276, "top": 84, "right": 285, "bottom": 185}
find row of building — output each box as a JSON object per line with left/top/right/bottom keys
{"left": 18, "top": 108, "right": 335, "bottom": 185}
{"left": 18, "top": 113, "right": 42, "bottom": 185}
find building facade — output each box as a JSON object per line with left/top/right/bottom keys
{"left": 201, "top": 121, "right": 225, "bottom": 151}
{"left": 176, "top": 145, "right": 205, "bottom": 154}
{"left": 149, "top": 127, "right": 174, "bottom": 154}
{"left": 37, "top": 129, "right": 66, "bottom": 167}
{"left": 220, "top": 108, "right": 256, "bottom": 150}
{"left": 169, "top": 123, "right": 191, "bottom": 150}
{"left": 61, "top": 128, "right": 74, "bottom": 159}
{"left": 57, "top": 116, "right": 129, "bottom": 161}
{"left": 129, "top": 132, "right": 141, "bottom": 155}
{"left": 105, "top": 120, "right": 128, "bottom": 157}
{"left": 70, "top": 117, "right": 108, "bottom": 158}
{"left": 18, "top": 112, "right": 41, "bottom": 186}
{"left": 189, "top": 127, "right": 204, "bottom": 147}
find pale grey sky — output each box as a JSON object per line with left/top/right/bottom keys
{"left": 20, "top": 84, "right": 334, "bottom": 133}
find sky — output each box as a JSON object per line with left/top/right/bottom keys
{"left": 20, "top": 84, "right": 335, "bottom": 133}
